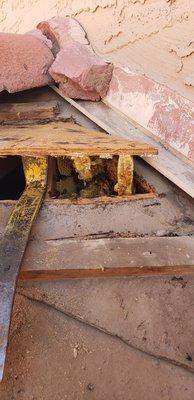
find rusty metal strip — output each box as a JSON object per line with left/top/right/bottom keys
{"left": 0, "top": 157, "right": 47, "bottom": 381}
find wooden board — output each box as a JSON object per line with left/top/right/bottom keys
{"left": 19, "top": 266, "right": 194, "bottom": 280}
{"left": 50, "top": 86, "right": 194, "bottom": 198}
{"left": 44, "top": 193, "right": 156, "bottom": 205}
{"left": 19, "top": 236, "right": 194, "bottom": 280}
{"left": 0, "top": 121, "right": 158, "bottom": 157}
{"left": 0, "top": 157, "right": 47, "bottom": 381}
{"left": 0, "top": 101, "right": 59, "bottom": 124}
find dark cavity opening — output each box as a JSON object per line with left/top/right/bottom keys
{"left": 0, "top": 156, "right": 25, "bottom": 200}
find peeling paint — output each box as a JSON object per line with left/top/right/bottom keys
{"left": 105, "top": 67, "right": 194, "bottom": 162}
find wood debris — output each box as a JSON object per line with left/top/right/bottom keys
{"left": 0, "top": 101, "right": 59, "bottom": 125}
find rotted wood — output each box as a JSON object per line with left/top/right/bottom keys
{"left": 0, "top": 157, "right": 47, "bottom": 381}
{"left": 0, "top": 101, "right": 59, "bottom": 124}
{"left": 0, "top": 121, "right": 158, "bottom": 157}
{"left": 46, "top": 157, "right": 58, "bottom": 199}
{"left": 115, "top": 156, "right": 134, "bottom": 195}
{"left": 45, "top": 192, "right": 156, "bottom": 204}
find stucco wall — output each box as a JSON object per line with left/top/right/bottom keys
{"left": 0, "top": 0, "right": 194, "bottom": 101}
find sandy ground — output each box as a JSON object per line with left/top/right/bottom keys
{"left": 1, "top": 277, "right": 194, "bottom": 400}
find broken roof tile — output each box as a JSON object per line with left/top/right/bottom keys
{"left": 37, "top": 17, "right": 113, "bottom": 101}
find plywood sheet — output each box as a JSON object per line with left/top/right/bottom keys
{"left": 0, "top": 121, "right": 157, "bottom": 157}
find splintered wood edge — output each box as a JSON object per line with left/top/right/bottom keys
{"left": 0, "top": 119, "right": 158, "bottom": 157}
{"left": 0, "top": 149, "right": 158, "bottom": 157}
{"left": 46, "top": 192, "right": 157, "bottom": 205}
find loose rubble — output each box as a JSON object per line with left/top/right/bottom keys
{"left": 37, "top": 17, "right": 113, "bottom": 100}
{"left": 0, "top": 32, "right": 54, "bottom": 93}
{"left": 0, "top": 17, "right": 113, "bottom": 101}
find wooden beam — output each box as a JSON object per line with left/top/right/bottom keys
{"left": 0, "top": 101, "right": 59, "bottom": 124}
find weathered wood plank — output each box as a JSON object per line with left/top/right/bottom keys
{"left": 0, "top": 121, "right": 157, "bottom": 157}
{"left": 0, "top": 157, "right": 48, "bottom": 381}
{"left": 0, "top": 101, "right": 59, "bottom": 124}
{"left": 20, "top": 236, "right": 194, "bottom": 273}
{"left": 18, "top": 236, "right": 194, "bottom": 280}
{"left": 1, "top": 192, "right": 194, "bottom": 242}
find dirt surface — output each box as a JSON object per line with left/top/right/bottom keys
{"left": 17, "top": 273, "right": 194, "bottom": 372}
{"left": 1, "top": 293, "right": 194, "bottom": 400}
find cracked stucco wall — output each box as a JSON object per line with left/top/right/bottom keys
{"left": 0, "top": 0, "right": 194, "bottom": 101}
